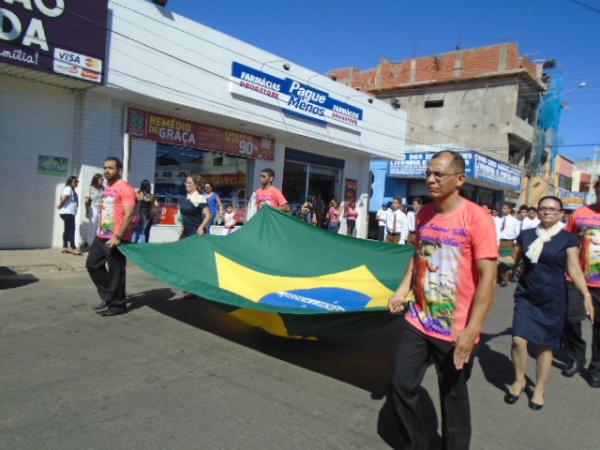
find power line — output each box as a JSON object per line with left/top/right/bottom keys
{"left": 63, "top": 2, "right": 499, "bottom": 156}
{"left": 567, "top": 0, "right": 600, "bottom": 15}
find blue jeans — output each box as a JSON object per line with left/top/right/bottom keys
{"left": 327, "top": 222, "right": 340, "bottom": 233}
{"left": 132, "top": 216, "right": 152, "bottom": 244}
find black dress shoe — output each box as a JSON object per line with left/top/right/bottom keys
{"left": 504, "top": 392, "right": 521, "bottom": 404}
{"left": 504, "top": 384, "right": 526, "bottom": 404}
{"left": 100, "top": 307, "right": 127, "bottom": 317}
{"left": 561, "top": 361, "right": 583, "bottom": 378}
{"left": 93, "top": 301, "right": 108, "bottom": 311}
{"left": 586, "top": 372, "right": 600, "bottom": 388}
{"left": 529, "top": 400, "right": 544, "bottom": 411}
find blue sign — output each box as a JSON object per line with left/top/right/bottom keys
{"left": 231, "top": 62, "right": 363, "bottom": 131}
{"left": 388, "top": 151, "right": 521, "bottom": 190}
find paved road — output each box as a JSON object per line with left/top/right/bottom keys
{"left": 0, "top": 257, "right": 597, "bottom": 449}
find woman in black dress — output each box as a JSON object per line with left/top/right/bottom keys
{"left": 501, "top": 196, "right": 593, "bottom": 410}
{"left": 179, "top": 174, "right": 211, "bottom": 239}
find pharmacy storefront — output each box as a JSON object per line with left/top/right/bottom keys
{"left": 0, "top": 0, "right": 407, "bottom": 248}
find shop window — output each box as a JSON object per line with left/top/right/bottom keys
{"left": 558, "top": 174, "right": 572, "bottom": 191}
{"left": 424, "top": 99, "right": 444, "bottom": 108}
{"left": 154, "top": 144, "right": 250, "bottom": 223}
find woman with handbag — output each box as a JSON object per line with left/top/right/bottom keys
{"left": 57, "top": 176, "right": 82, "bottom": 255}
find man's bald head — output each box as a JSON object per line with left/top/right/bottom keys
{"left": 430, "top": 151, "right": 465, "bottom": 174}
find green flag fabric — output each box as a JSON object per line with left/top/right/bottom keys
{"left": 120, "top": 206, "right": 414, "bottom": 339}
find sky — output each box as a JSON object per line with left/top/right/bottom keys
{"left": 165, "top": 0, "right": 600, "bottom": 161}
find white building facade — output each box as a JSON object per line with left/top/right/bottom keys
{"left": 0, "top": 0, "right": 406, "bottom": 248}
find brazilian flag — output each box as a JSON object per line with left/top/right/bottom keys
{"left": 120, "top": 207, "right": 414, "bottom": 339}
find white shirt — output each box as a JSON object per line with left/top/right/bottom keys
{"left": 224, "top": 211, "right": 236, "bottom": 227}
{"left": 498, "top": 214, "right": 520, "bottom": 240}
{"left": 59, "top": 186, "right": 78, "bottom": 215}
{"left": 407, "top": 210, "right": 417, "bottom": 233}
{"left": 376, "top": 208, "right": 387, "bottom": 227}
{"left": 520, "top": 216, "right": 540, "bottom": 231}
{"left": 385, "top": 209, "right": 409, "bottom": 244}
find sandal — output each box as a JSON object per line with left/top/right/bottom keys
{"left": 61, "top": 248, "right": 71, "bottom": 254}
{"left": 70, "top": 249, "right": 83, "bottom": 256}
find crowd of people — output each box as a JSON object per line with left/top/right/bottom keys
{"left": 59, "top": 152, "right": 599, "bottom": 450}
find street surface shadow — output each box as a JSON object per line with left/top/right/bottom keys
{"left": 127, "top": 293, "right": 444, "bottom": 447}
{"left": 0, "top": 266, "right": 39, "bottom": 290}
{"left": 477, "top": 329, "right": 514, "bottom": 395}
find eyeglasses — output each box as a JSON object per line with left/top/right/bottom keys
{"left": 537, "top": 207, "right": 561, "bottom": 214}
{"left": 425, "top": 170, "right": 464, "bottom": 181}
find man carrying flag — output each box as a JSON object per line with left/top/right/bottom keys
{"left": 388, "top": 150, "right": 498, "bottom": 450}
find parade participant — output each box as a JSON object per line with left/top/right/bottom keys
{"left": 326, "top": 198, "right": 342, "bottom": 233}
{"left": 86, "top": 157, "right": 136, "bottom": 316}
{"left": 562, "top": 178, "right": 600, "bottom": 386}
{"left": 498, "top": 202, "right": 520, "bottom": 286}
{"left": 376, "top": 203, "right": 388, "bottom": 241}
{"left": 501, "top": 196, "right": 593, "bottom": 410}
{"left": 388, "top": 150, "right": 498, "bottom": 450}
{"left": 344, "top": 200, "right": 358, "bottom": 236}
{"left": 204, "top": 181, "right": 223, "bottom": 226}
{"left": 385, "top": 197, "right": 409, "bottom": 245}
{"left": 255, "top": 168, "right": 290, "bottom": 212}
{"left": 520, "top": 206, "right": 540, "bottom": 231}
{"left": 407, "top": 197, "right": 423, "bottom": 245}
{"left": 57, "top": 175, "right": 81, "bottom": 255}
{"left": 517, "top": 205, "right": 528, "bottom": 223}
{"left": 180, "top": 174, "right": 211, "bottom": 239}
{"left": 84, "top": 173, "right": 104, "bottom": 248}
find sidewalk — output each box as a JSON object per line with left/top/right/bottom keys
{"left": 0, "top": 248, "right": 88, "bottom": 273}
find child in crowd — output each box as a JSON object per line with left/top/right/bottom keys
{"left": 223, "top": 203, "right": 237, "bottom": 233}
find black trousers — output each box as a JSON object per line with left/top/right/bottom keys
{"left": 563, "top": 283, "right": 600, "bottom": 373}
{"left": 377, "top": 225, "right": 385, "bottom": 242}
{"left": 60, "top": 213, "right": 76, "bottom": 249}
{"left": 390, "top": 319, "right": 473, "bottom": 450}
{"left": 86, "top": 237, "right": 127, "bottom": 308}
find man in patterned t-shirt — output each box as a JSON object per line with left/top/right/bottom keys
{"left": 86, "top": 157, "right": 137, "bottom": 317}
{"left": 388, "top": 151, "right": 498, "bottom": 450}
{"left": 562, "top": 178, "right": 600, "bottom": 387}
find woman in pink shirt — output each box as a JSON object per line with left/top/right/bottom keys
{"left": 345, "top": 200, "right": 359, "bottom": 237}
{"left": 327, "top": 198, "right": 342, "bottom": 234}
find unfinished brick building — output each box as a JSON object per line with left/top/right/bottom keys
{"left": 328, "top": 43, "right": 548, "bottom": 168}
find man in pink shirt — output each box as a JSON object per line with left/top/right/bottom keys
{"left": 562, "top": 177, "right": 600, "bottom": 386}
{"left": 255, "top": 168, "right": 290, "bottom": 212}
{"left": 86, "top": 157, "right": 137, "bottom": 317}
{"left": 388, "top": 151, "right": 498, "bottom": 450}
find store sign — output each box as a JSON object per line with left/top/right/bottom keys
{"left": 558, "top": 189, "right": 586, "bottom": 210}
{"left": 388, "top": 151, "right": 521, "bottom": 190}
{"left": 127, "top": 108, "right": 275, "bottom": 160}
{"left": 0, "top": 0, "right": 108, "bottom": 83}
{"left": 230, "top": 62, "right": 363, "bottom": 132}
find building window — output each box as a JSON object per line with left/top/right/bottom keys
{"left": 424, "top": 99, "right": 444, "bottom": 108}
{"left": 558, "top": 174, "right": 572, "bottom": 191}
{"left": 154, "top": 143, "right": 250, "bottom": 222}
